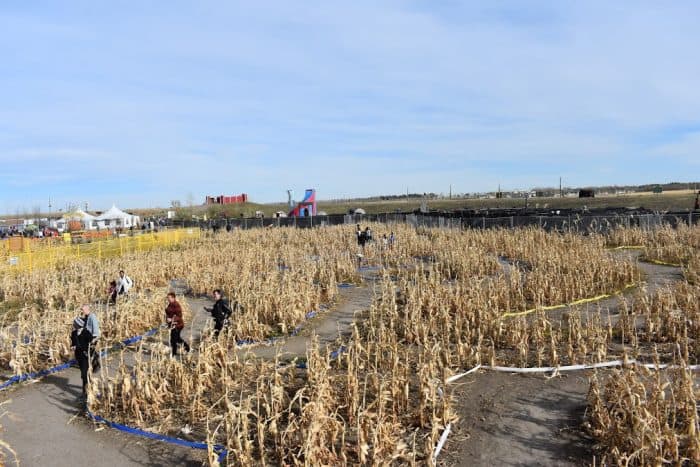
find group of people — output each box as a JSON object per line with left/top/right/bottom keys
{"left": 356, "top": 224, "right": 395, "bottom": 249}
{"left": 355, "top": 225, "right": 396, "bottom": 268}
{"left": 106, "top": 270, "right": 134, "bottom": 305}
{"left": 73, "top": 273, "right": 241, "bottom": 398}
{"left": 356, "top": 224, "right": 373, "bottom": 247}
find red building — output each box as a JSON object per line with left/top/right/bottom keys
{"left": 205, "top": 194, "right": 249, "bottom": 205}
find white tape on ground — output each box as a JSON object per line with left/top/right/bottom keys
{"left": 432, "top": 423, "right": 452, "bottom": 463}
{"left": 435, "top": 359, "right": 700, "bottom": 462}
{"left": 447, "top": 359, "right": 700, "bottom": 383}
{"left": 446, "top": 364, "right": 483, "bottom": 383}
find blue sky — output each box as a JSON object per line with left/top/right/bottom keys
{"left": 1, "top": 1, "right": 698, "bottom": 212}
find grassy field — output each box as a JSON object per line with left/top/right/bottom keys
{"left": 135, "top": 190, "right": 697, "bottom": 219}
{"left": 263, "top": 190, "right": 698, "bottom": 216}
{"left": 7, "top": 191, "right": 696, "bottom": 222}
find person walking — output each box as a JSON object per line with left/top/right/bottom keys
{"left": 116, "top": 270, "right": 133, "bottom": 296}
{"left": 165, "top": 292, "right": 190, "bottom": 356}
{"left": 107, "top": 280, "right": 118, "bottom": 305}
{"left": 70, "top": 305, "right": 100, "bottom": 397}
{"left": 205, "top": 289, "right": 233, "bottom": 338}
{"left": 364, "top": 226, "right": 373, "bottom": 244}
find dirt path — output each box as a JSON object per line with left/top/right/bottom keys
{"left": 0, "top": 371, "right": 206, "bottom": 466}
{"left": 238, "top": 280, "right": 376, "bottom": 360}
{"left": 1, "top": 251, "right": 678, "bottom": 466}
{"left": 0, "top": 285, "right": 222, "bottom": 466}
{"left": 0, "top": 273, "right": 377, "bottom": 466}
{"left": 444, "top": 251, "right": 686, "bottom": 466}
{"left": 442, "top": 372, "right": 591, "bottom": 467}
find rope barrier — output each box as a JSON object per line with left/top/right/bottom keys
{"left": 447, "top": 359, "right": 700, "bottom": 384}
{"left": 501, "top": 283, "right": 637, "bottom": 318}
{"left": 85, "top": 410, "right": 228, "bottom": 465}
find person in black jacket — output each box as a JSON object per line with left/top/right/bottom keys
{"left": 70, "top": 305, "right": 100, "bottom": 396}
{"left": 205, "top": 289, "right": 233, "bottom": 338}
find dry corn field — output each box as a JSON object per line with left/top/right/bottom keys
{"left": 1, "top": 224, "right": 698, "bottom": 465}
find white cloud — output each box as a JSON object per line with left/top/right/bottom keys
{"left": 0, "top": 1, "right": 699, "bottom": 209}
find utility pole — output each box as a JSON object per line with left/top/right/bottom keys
{"left": 559, "top": 177, "right": 563, "bottom": 198}
{"left": 449, "top": 184, "right": 452, "bottom": 200}
{"left": 48, "top": 197, "right": 52, "bottom": 219}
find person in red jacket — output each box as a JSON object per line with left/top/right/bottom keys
{"left": 165, "top": 292, "right": 190, "bottom": 356}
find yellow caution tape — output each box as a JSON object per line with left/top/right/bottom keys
{"left": 604, "top": 246, "right": 683, "bottom": 266}
{"left": 642, "top": 258, "right": 682, "bottom": 267}
{"left": 501, "top": 283, "right": 637, "bottom": 318}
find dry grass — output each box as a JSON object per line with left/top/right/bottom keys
{"left": 586, "top": 361, "right": 699, "bottom": 465}
{"left": 606, "top": 224, "right": 700, "bottom": 267}
{"left": 0, "top": 228, "right": 358, "bottom": 376}
{"left": 3, "top": 223, "right": 698, "bottom": 464}
{"left": 89, "top": 225, "right": 695, "bottom": 465}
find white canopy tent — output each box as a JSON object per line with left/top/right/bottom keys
{"left": 96, "top": 205, "right": 140, "bottom": 229}
{"left": 52, "top": 208, "right": 97, "bottom": 231}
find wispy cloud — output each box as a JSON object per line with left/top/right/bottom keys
{"left": 0, "top": 1, "right": 699, "bottom": 210}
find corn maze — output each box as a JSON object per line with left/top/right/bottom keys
{"left": 0, "top": 223, "right": 698, "bottom": 465}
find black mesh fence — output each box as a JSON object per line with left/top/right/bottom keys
{"left": 164, "top": 211, "right": 699, "bottom": 234}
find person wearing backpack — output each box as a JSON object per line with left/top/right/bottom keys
{"left": 165, "top": 292, "right": 190, "bottom": 356}
{"left": 70, "top": 305, "right": 100, "bottom": 397}
{"left": 205, "top": 289, "right": 241, "bottom": 338}
{"left": 117, "top": 270, "right": 133, "bottom": 296}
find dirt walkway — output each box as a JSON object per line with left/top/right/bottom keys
{"left": 238, "top": 280, "right": 376, "bottom": 361}
{"left": 0, "top": 274, "right": 377, "bottom": 466}
{"left": 1, "top": 251, "right": 677, "bottom": 466}
{"left": 0, "top": 287, "right": 222, "bottom": 466}
{"left": 442, "top": 371, "right": 591, "bottom": 467}
{"left": 444, "top": 251, "right": 685, "bottom": 466}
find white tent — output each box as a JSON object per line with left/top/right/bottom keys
{"left": 53, "top": 208, "right": 98, "bottom": 231}
{"left": 96, "top": 205, "right": 140, "bottom": 229}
